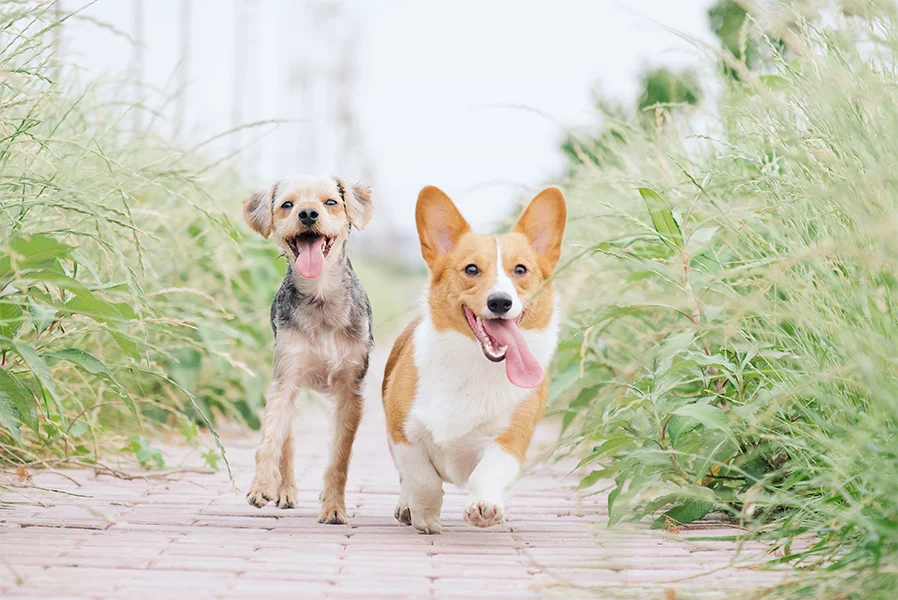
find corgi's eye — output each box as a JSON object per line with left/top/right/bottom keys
{"left": 325, "top": 199, "right": 338, "bottom": 206}
{"left": 514, "top": 264, "right": 528, "bottom": 276}
{"left": 464, "top": 264, "right": 480, "bottom": 276}
{"left": 281, "top": 201, "right": 293, "bottom": 209}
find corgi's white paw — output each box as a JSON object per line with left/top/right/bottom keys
{"left": 464, "top": 500, "right": 505, "bottom": 528}
{"left": 411, "top": 510, "right": 442, "bottom": 535}
{"left": 394, "top": 501, "right": 411, "bottom": 525}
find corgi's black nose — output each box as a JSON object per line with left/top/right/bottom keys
{"left": 487, "top": 293, "right": 513, "bottom": 315}
{"left": 299, "top": 209, "right": 319, "bottom": 227}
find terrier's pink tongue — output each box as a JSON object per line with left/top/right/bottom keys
{"left": 295, "top": 237, "right": 324, "bottom": 278}
{"left": 482, "top": 318, "right": 543, "bottom": 388}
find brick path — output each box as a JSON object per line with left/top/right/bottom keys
{"left": 1, "top": 349, "right": 788, "bottom": 599}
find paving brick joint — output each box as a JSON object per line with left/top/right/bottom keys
{"left": 0, "top": 351, "right": 787, "bottom": 599}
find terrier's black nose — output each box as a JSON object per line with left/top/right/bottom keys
{"left": 487, "top": 293, "right": 513, "bottom": 315}
{"left": 298, "top": 209, "right": 319, "bottom": 227}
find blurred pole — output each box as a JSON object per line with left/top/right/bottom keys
{"left": 245, "top": 0, "right": 259, "bottom": 175}
{"left": 131, "top": 0, "right": 145, "bottom": 134}
{"left": 174, "top": 0, "right": 192, "bottom": 139}
{"left": 52, "top": 0, "right": 65, "bottom": 82}
{"left": 231, "top": 0, "right": 249, "bottom": 155}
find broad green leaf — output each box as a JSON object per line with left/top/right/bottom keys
{"left": 578, "top": 467, "right": 614, "bottom": 489}
{"left": 8, "top": 234, "right": 73, "bottom": 271}
{"left": 562, "top": 386, "right": 597, "bottom": 432}
{"left": 0, "top": 370, "right": 38, "bottom": 434}
{"left": 759, "top": 74, "right": 788, "bottom": 90}
{"left": 577, "top": 437, "right": 636, "bottom": 468}
{"left": 0, "top": 390, "right": 21, "bottom": 444}
{"left": 20, "top": 271, "right": 124, "bottom": 322}
{"left": 639, "top": 188, "right": 683, "bottom": 249}
{"left": 27, "top": 299, "right": 57, "bottom": 334}
{"left": 0, "top": 301, "right": 24, "bottom": 339}
{"left": 44, "top": 348, "right": 137, "bottom": 418}
{"left": 548, "top": 362, "right": 581, "bottom": 403}
{"left": 652, "top": 494, "right": 715, "bottom": 529}
{"left": 672, "top": 403, "right": 730, "bottom": 433}
{"left": 658, "top": 331, "right": 695, "bottom": 364}
{"left": 666, "top": 414, "right": 700, "bottom": 448}
{"left": 13, "top": 341, "right": 64, "bottom": 421}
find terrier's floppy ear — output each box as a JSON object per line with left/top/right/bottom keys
{"left": 337, "top": 179, "right": 373, "bottom": 230}
{"left": 242, "top": 184, "right": 276, "bottom": 239}
{"left": 416, "top": 186, "right": 471, "bottom": 268}
{"left": 513, "top": 187, "right": 567, "bottom": 273}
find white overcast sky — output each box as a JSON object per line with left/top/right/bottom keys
{"left": 60, "top": 0, "right": 717, "bottom": 252}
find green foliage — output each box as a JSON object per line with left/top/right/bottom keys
{"left": 0, "top": 4, "right": 283, "bottom": 467}
{"left": 123, "top": 435, "right": 165, "bottom": 470}
{"left": 637, "top": 68, "right": 701, "bottom": 114}
{"left": 555, "top": 3, "right": 898, "bottom": 597}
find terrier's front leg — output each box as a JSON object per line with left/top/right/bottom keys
{"left": 318, "top": 383, "right": 363, "bottom": 524}
{"left": 464, "top": 445, "right": 520, "bottom": 528}
{"left": 247, "top": 381, "right": 296, "bottom": 508}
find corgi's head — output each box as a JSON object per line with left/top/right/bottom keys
{"left": 243, "top": 175, "right": 372, "bottom": 279}
{"left": 416, "top": 186, "right": 566, "bottom": 388}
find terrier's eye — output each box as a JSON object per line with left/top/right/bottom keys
{"left": 281, "top": 201, "right": 293, "bottom": 209}
{"left": 514, "top": 264, "right": 528, "bottom": 276}
{"left": 325, "top": 199, "right": 338, "bottom": 206}
{"left": 464, "top": 264, "right": 480, "bottom": 276}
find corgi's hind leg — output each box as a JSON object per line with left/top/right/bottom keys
{"left": 392, "top": 443, "right": 443, "bottom": 534}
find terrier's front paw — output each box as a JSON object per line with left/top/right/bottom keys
{"left": 394, "top": 501, "right": 411, "bottom": 525}
{"left": 246, "top": 478, "right": 278, "bottom": 509}
{"left": 464, "top": 500, "right": 505, "bottom": 528}
{"left": 318, "top": 504, "right": 348, "bottom": 525}
{"left": 276, "top": 484, "right": 297, "bottom": 509}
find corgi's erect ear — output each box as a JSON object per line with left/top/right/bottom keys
{"left": 242, "top": 184, "right": 276, "bottom": 239}
{"left": 338, "top": 178, "right": 373, "bottom": 230}
{"left": 416, "top": 186, "right": 471, "bottom": 268}
{"left": 513, "top": 187, "right": 567, "bottom": 272}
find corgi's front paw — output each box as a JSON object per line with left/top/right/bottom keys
{"left": 411, "top": 509, "right": 442, "bottom": 535}
{"left": 394, "top": 501, "right": 411, "bottom": 525}
{"left": 464, "top": 500, "right": 505, "bottom": 528}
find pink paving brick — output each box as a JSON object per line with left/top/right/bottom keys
{"left": 0, "top": 350, "right": 788, "bottom": 599}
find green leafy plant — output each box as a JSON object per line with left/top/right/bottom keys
{"left": 0, "top": 4, "right": 283, "bottom": 471}
{"left": 554, "top": 3, "right": 898, "bottom": 598}
{"left": 123, "top": 435, "right": 165, "bottom": 470}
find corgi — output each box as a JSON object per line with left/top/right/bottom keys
{"left": 381, "top": 185, "right": 566, "bottom": 534}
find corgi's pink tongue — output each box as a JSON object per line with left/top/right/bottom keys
{"left": 482, "top": 318, "right": 543, "bottom": 388}
{"left": 295, "top": 237, "right": 324, "bottom": 279}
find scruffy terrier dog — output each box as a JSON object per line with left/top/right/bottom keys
{"left": 242, "top": 175, "right": 373, "bottom": 524}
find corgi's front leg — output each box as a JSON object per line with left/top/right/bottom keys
{"left": 464, "top": 444, "right": 520, "bottom": 528}
{"left": 392, "top": 442, "right": 444, "bottom": 534}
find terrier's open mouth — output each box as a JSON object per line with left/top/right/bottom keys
{"left": 462, "top": 305, "right": 522, "bottom": 362}
{"left": 286, "top": 232, "right": 335, "bottom": 259}
{"left": 286, "top": 232, "right": 335, "bottom": 279}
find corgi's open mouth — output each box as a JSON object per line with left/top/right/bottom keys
{"left": 462, "top": 305, "right": 543, "bottom": 388}
{"left": 286, "top": 232, "right": 335, "bottom": 279}
{"left": 463, "top": 305, "right": 520, "bottom": 362}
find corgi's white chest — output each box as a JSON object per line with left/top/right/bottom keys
{"left": 406, "top": 313, "right": 558, "bottom": 464}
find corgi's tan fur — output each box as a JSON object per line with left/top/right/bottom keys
{"left": 382, "top": 186, "right": 566, "bottom": 533}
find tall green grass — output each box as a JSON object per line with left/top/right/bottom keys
{"left": 0, "top": 3, "right": 284, "bottom": 469}
{"left": 553, "top": 3, "right": 897, "bottom": 597}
